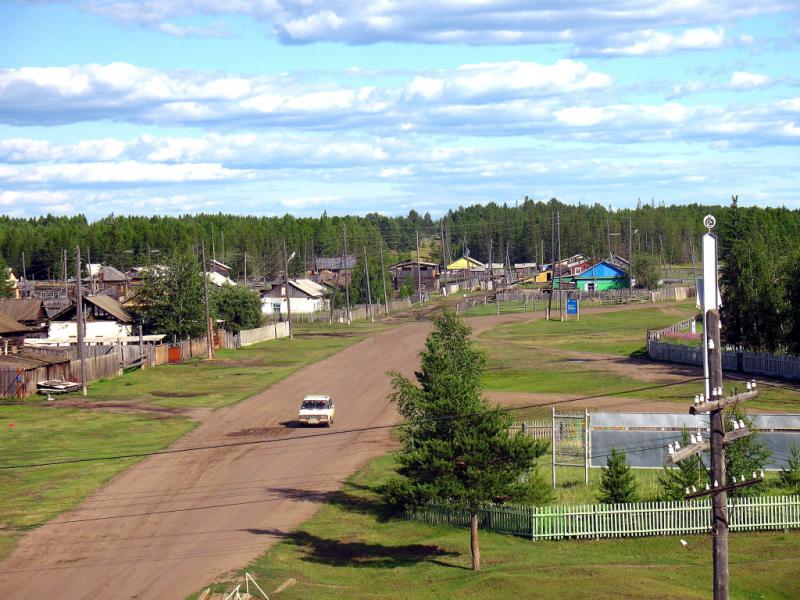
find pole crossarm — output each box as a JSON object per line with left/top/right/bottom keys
{"left": 689, "top": 390, "right": 758, "bottom": 415}
{"left": 669, "top": 427, "right": 752, "bottom": 464}
{"left": 684, "top": 474, "right": 765, "bottom": 500}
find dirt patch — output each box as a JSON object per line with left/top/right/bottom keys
{"left": 43, "top": 399, "right": 185, "bottom": 417}
{"left": 297, "top": 332, "right": 361, "bottom": 338}
{"left": 150, "top": 391, "right": 203, "bottom": 398}
{"left": 225, "top": 426, "right": 286, "bottom": 438}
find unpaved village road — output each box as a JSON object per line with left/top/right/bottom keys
{"left": 0, "top": 313, "right": 527, "bottom": 599}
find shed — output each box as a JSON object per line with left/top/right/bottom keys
{"left": 389, "top": 260, "right": 440, "bottom": 292}
{"left": 0, "top": 350, "right": 72, "bottom": 398}
{"left": 314, "top": 256, "right": 356, "bottom": 273}
{"left": 262, "top": 278, "right": 329, "bottom": 315}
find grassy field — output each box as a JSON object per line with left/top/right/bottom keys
{"left": 194, "top": 454, "right": 800, "bottom": 600}
{"left": 0, "top": 319, "right": 388, "bottom": 537}
{"left": 477, "top": 304, "right": 800, "bottom": 414}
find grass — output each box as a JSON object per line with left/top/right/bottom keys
{"left": 78, "top": 320, "right": 389, "bottom": 410}
{"left": 0, "top": 406, "right": 195, "bottom": 528}
{"left": 194, "top": 453, "right": 800, "bottom": 600}
{"left": 0, "top": 319, "right": 390, "bottom": 538}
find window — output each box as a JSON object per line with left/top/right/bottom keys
{"left": 40, "top": 292, "right": 47, "bottom": 298}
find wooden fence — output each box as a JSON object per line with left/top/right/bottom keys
{"left": 268, "top": 298, "right": 413, "bottom": 324}
{"left": 508, "top": 420, "right": 551, "bottom": 440}
{"left": 408, "top": 495, "right": 800, "bottom": 541}
{"left": 648, "top": 339, "right": 800, "bottom": 380}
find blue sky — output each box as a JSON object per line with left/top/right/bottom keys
{"left": 0, "top": 1, "right": 798, "bottom": 220}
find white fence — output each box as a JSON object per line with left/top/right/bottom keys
{"left": 408, "top": 495, "right": 800, "bottom": 541}
{"left": 648, "top": 340, "right": 800, "bottom": 380}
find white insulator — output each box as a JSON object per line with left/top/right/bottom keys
{"left": 760, "top": 470, "right": 765, "bottom": 479}
{"left": 705, "top": 484, "right": 710, "bottom": 491}
{"left": 714, "top": 480, "right": 719, "bottom": 487}
{"left": 690, "top": 434, "right": 696, "bottom": 444}
{"left": 732, "top": 476, "right": 737, "bottom": 483}
{"left": 738, "top": 420, "right": 745, "bottom": 429}
{"left": 753, "top": 471, "right": 757, "bottom": 480}
{"left": 732, "top": 421, "right": 739, "bottom": 431}
{"left": 675, "top": 441, "right": 681, "bottom": 450}
{"left": 668, "top": 444, "right": 674, "bottom": 455}
{"left": 691, "top": 486, "right": 698, "bottom": 493}
{"left": 699, "top": 394, "right": 705, "bottom": 403}
{"left": 746, "top": 381, "right": 752, "bottom": 391}
{"left": 685, "top": 487, "right": 691, "bottom": 495}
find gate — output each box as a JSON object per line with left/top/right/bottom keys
{"left": 551, "top": 408, "right": 589, "bottom": 488}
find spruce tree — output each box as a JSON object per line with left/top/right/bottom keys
{"left": 779, "top": 446, "right": 800, "bottom": 493}
{"left": 382, "top": 311, "right": 551, "bottom": 571}
{"left": 598, "top": 448, "right": 638, "bottom": 504}
{"left": 725, "top": 408, "right": 771, "bottom": 496}
{"left": 659, "top": 430, "right": 705, "bottom": 500}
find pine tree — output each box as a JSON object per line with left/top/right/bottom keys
{"left": 659, "top": 430, "right": 705, "bottom": 500}
{"left": 381, "top": 311, "right": 551, "bottom": 571}
{"left": 598, "top": 448, "right": 638, "bottom": 504}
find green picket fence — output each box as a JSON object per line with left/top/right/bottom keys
{"left": 408, "top": 495, "right": 800, "bottom": 541}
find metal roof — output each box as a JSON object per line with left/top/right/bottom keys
{"left": 315, "top": 256, "right": 356, "bottom": 271}
{"left": 0, "top": 350, "right": 71, "bottom": 369}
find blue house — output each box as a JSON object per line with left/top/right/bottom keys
{"left": 573, "top": 261, "right": 630, "bottom": 291}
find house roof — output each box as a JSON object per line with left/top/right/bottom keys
{"left": 210, "top": 258, "right": 231, "bottom": 271}
{"left": 97, "top": 265, "right": 128, "bottom": 282}
{"left": 0, "top": 312, "right": 32, "bottom": 335}
{"left": 0, "top": 350, "right": 71, "bottom": 369}
{"left": 575, "top": 261, "right": 628, "bottom": 280}
{"left": 447, "top": 256, "right": 485, "bottom": 270}
{"left": 315, "top": 256, "right": 356, "bottom": 271}
{"left": 514, "top": 263, "right": 537, "bottom": 269}
{"left": 389, "top": 260, "right": 439, "bottom": 269}
{"left": 51, "top": 295, "right": 133, "bottom": 323}
{"left": 206, "top": 271, "right": 237, "bottom": 287}
{"left": 291, "top": 278, "right": 327, "bottom": 297}
{"left": 0, "top": 298, "right": 46, "bottom": 323}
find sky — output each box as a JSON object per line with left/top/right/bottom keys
{"left": 0, "top": 1, "right": 798, "bottom": 220}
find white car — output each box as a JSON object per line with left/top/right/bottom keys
{"left": 298, "top": 395, "right": 335, "bottom": 427}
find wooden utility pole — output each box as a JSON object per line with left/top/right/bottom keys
{"left": 628, "top": 215, "right": 633, "bottom": 298}
{"left": 379, "top": 243, "right": 389, "bottom": 316}
{"left": 62, "top": 249, "right": 68, "bottom": 307}
{"left": 416, "top": 229, "right": 422, "bottom": 304}
{"left": 21, "top": 252, "right": 26, "bottom": 281}
{"left": 343, "top": 223, "right": 350, "bottom": 323}
{"left": 201, "top": 240, "right": 213, "bottom": 358}
{"left": 75, "top": 247, "right": 87, "bottom": 396}
{"left": 556, "top": 211, "right": 563, "bottom": 321}
{"left": 363, "top": 245, "right": 373, "bottom": 322}
{"left": 87, "top": 246, "right": 96, "bottom": 294}
{"left": 243, "top": 251, "right": 247, "bottom": 285}
{"left": 283, "top": 239, "right": 293, "bottom": 338}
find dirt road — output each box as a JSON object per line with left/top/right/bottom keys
{"left": 0, "top": 313, "right": 525, "bottom": 599}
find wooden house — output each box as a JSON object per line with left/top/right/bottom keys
{"left": 0, "top": 350, "right": 72, "bottom": 399}
{"left": 389, "top": 260, "right": 440, "bottom": 292}
{"left": 261, "top": 278, "right": 329, "bottom": 316}
{"left": 50, "top": 295, "right": 134, "bottom": 340}
{"left": 0, "top": 313, "right": 38, "bottom": 348}
{"left": 574, "top": 260, "right": 630, "bottom": 291}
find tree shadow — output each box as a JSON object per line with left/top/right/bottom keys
{"left": 267, "top": 483, "right": 392, "bottom": 520}
{"left": 241, "top": 528, "right": 463, "bottom": 569}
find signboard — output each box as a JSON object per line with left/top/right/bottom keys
{"left": 566, "top": 298, "right": 579, "bottom": 319}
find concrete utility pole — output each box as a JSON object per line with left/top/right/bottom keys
{"left": 379, "top": 243, "right": 389, "bottom": 316}
{"left": 416, "top": 229, "right": 422, "bottom": 304}
{"left": 343, "top": 223, "right": 350, "bottom": 324}
{"left": 75, "top": 247, "right": 87, "bottom": 396}
{"left": 363, "top": 245, "right": 373, "bottom": 322}
{"left": 283, "top": 239, "right": 293, "bottom": 339}
{"left": 201, "top": 240, "right": 213, "bottom": 359}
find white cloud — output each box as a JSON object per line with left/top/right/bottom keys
{"left": 729, "top": 71, "right": 771, "bottom": 89}
{"left": 280, "top": 195, "right": 344, "bottom": 209}
{"left": 589, "top": 27, "right": 727, "bottom": 57}
{"left": 0, "top": 161, "right": 251, "bottom": 184}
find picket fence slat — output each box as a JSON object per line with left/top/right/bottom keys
{"left": 408, "top": 496, "right": 800, "bottom": 541}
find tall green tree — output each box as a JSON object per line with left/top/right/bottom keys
{"left": 785, "top": 248, "right": 800, "bottom": 356}
{"left": 659, "top": 430, "right": 706, "bottom": 500}
{"left": 779, "top": 446, "right": 800, "bottom": 493}
{"left": 133, "top": 251, "right": 207, "bottom": 339}
{"left": 631, "top": 254, "right": 661, "bottom": 289}
{"left": 211, "top": 284, "right": 263, "bottom": 333}
{"left": 598, "top": 449, "right": 638, "bottom": 504}
{"left": 382, "top": 311, "right": 550, "bottom": 571}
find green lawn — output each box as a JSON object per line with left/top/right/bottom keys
{"left": 193, "top": 453, "right": 800, "bottom": 600}
{"left": 0, "top": 406, "right": 194, "bottom": 528}
{"left": 80, "top": 320, "right": 389, "bottom": 410}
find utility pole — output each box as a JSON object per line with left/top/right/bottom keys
{"left": 343, "top": 223, "right": 350, "bottom": 324}
{"left": 62, "top": 249, "right": 68, "bottom": 307}
{"left": 211, "top": 224, "right": 216, "bottom": 261}
{"left": 556, "top": 210, "right": 563, "bottom": 322}
{"left": 200, "top": 240, "right": 213, "bottom": 359}
{"left": 379, "top": 243, "right": 389, "bottom": 316}
{"left": 670, "top": 216, "right": 760, "bottom": 600}
{"left": 606, "top": 217, "right": 613, "bottom": 258}
{"left": 75, "top": 247, "right": 87, "bottom": 396}
{"left": 363, "top": 246, "right": 373, "bottom": 322}
{"left": 221, "top": 229, "right": 225, "bottom": 264}
{"left": 628, "top": 214, "right": 633, "bottom": 298}
{"left": 416, "top": 229, "right": 422, "bottom": 304}
{"left": 21, "top": 252, "right": 27, "bottom": 281}
{"left": 283, "top": 239, "right": 293, "bottom": 338}
{"left": 243, "top": 251, "right": 247, "bottom": 285}
{"left": 87, "top": 246, "right": 96, "bottom": 294}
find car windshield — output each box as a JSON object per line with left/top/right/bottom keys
{"left": 301, "top": 400, "right": 328, "bottom": 410}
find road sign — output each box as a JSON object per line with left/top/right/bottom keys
{"left": 566, "top": 298, "right": 579, "bottom": 319}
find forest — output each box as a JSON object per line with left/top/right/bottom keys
{"left": 3, "top": 197, "right": 800, "bottom": 283}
